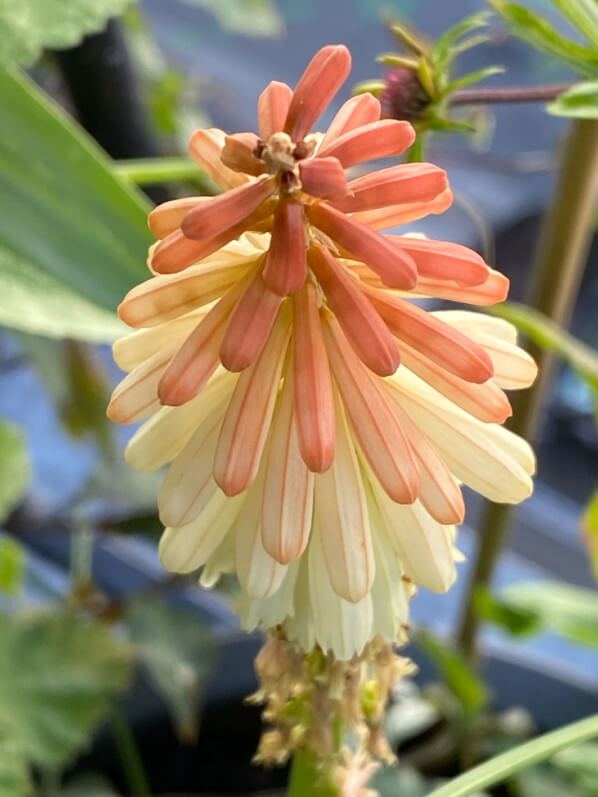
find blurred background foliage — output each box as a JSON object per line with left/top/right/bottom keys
{"left": 0, "top": 0, "right": 597, "bottom": 796}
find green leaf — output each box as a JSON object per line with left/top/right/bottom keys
{"left": 0, "top": 422, "right": 29, "bottom": 524}
{"left": 60, "top": 774, "right": 121, "bottom": 797}
{"left": 0, "top": 0, "right": 135, "bottom": 67}
{"left": 552, "top": 742, "right": 598, "bottom": 792}
{"left": 432, "top": 12, "right": 492, "bottom": 67}
{"left": 179, "top": 0, "right": 284, "bottom": 37}
{"left": 127, "top": 598, "right": 215, "bottom": 742}
{"left": 0, "top": 738, "right": 30, "bottom": 797}
{"left": 444, "top": 66, "right": 505, "bottom": 94}
{"left": 0, "top": 611, "right": 132, "bottom": 769}
{"left": 473, "top": 587, "right": 541, "bottom": 636}
{"left": 0, "top": 537, "right": 25, "bottom": 597}
{"left": 426, "top": 713, "right": 598, "bottom": 797}
{"left": 547, "top": 80, "right": 598, "bottom": 118}
{"left": 489, "top": 1, "right": 598, "bottom": 77}
{"left": 416, "top": 631, "right": 488, "bottom": 716}
{"left": 499, "top": 581, "right": 598, "bottom": 646}
{"left": 550, "top": 0, "right": 598, "bottom": 48}
{"left": 582, "top": 490, "right": 598, "bottom": 580}
{"left": 0, "top": 68, "right": 152, "bottom": 340}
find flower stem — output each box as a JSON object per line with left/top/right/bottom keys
{"left": 456, "top": 118, "right": 598, "bottom": 659}
{"left": 109, "top": 707, "right": 152, "bottom": 797}
{"left": 288, "top": 750, "right": 334, "bottom": 797}
{"left": 449, "top": 82, "right": 573, "bottom": 106}
{"left": 113, "top": 157, "right": 217, "bottom": 192}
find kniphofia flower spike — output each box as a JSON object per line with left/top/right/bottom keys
{"left": 109, "top": 45, "right": 537, "bottom": 659}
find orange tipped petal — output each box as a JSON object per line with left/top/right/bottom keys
{"left": 262, "top": 197, "right": 307, "bottom": 295}
{"left": 323, "top": 312, "right": 420, "bottom": 504}
{"left": 400, "top": 341, "right": 512, "bottom": 424}
{"left": 188, "top": 128, "right": 250, "bottom": 190}
{"left": 317, "top": 119, "right": 415, "bottom": 168}
{"left": 220, "top": 269, "right": 283, "bottom": 372}
{"left": 182, "top": 175, "right": 276, "bottom": 241}
{"left": 214, "top": 305, "right": 292, "bottom": 496}
{"left": 221, "top": 133, "right": 265, "bottom": 176}
{"left": 306, "top": 201, "right": 417, "bottom": 290}
{"left": 319, "top": 93, "right": 381, "bottom": 149}
{"left": 314, "top": 389, "right": 374, "bottom": 603}
{"left": 413, "top": 269, "right": 510, "bottom": 306}
{"left": 158, "top": 279, "right": 248, "bottom": 406}
{"left": 332, "top": 163, "right": 448, "bottom": 213}
{"left": 391, "top": 404, "right": 465, "bottom": 525}
{"left": 148, "top": 197, "right": 207, "bottom": 239}
{"left": 298, "top": 157, "right": 347, "bottom": 200}
{"left": 364, "top": 287, "right": 495, "bottom": 383}
{"left": 261, "top": 369, "right": 314, "bottom": 564}
{"left": 352, "top": 187, "right": 454, "bottom": 231}
{"left": 308, "top": 244, "right": 399, "bottom": 376}
{"left": 258, "top": 80, "right": 294, "bottom": 139}
{"left": 284, "top": 44, "right": 352, "bottom": 141}
{"left": 387, "top": 236, "right": 489, "bottom": 287}
{"left": 292, "top": 282, "right": 336, "bottom": 473}
{"left": 118, "top": 260, "right": 255, "bottom": 328}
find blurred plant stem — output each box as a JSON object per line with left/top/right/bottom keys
{"left": 114, "top": 157, "right": 217, "bottom": 193}
{"left": 457, "top": 118, "right": 598, "bottom": 660}
{"left": 288, "top": 751, "right": 332, "bottom": 797}
{"left": 69, "top": 521, "right": 95, "bottom": 596}
{"left": 110, "top": 707, "right": 152, "bottom": 797}
{"left": 449, "top": 82, "right": 572, "bottom": 105}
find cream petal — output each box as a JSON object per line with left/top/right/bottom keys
{"left": 235, "top": 467, "right": 288, "bottom": 600}
{"left": 261, "top": 369, "right": 314, "bottom": 564}
{"left": 158, "top": 490, "right": 242, "bottom": 574}
{"left": 467, "top": 333, "right": 538, "bottom": 390}
{"left": 431, "top": 310, "right": 518, "bottom": 344}
{"left": 314, "top": 390, "right": 374, "bottom": 602}
{"left": 125, "top": 368, "right": 237, "bottom": 472}
{"left": 388, "top": 370, "right": 533, "bottom": 503}
{"left": 237, "top": 561, "right": 300, "bottom": 632}
{"left": 107, "top": 344, "right": 176, "bottom": 424}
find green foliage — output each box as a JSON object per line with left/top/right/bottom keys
{"left": 549, "top": 0, "right": 598, "bottom": 48}
{"left": 0, "top": 537, "right": 25, "bottom": 597}
{"left": 552, "top": 742, "right": 598, "bottom": 793}
{"left": 60, "top": 774, "right": 121, "bottom": 797}
{"left": 432, "top": 11, "right": 493, "bottom": 69}
{"left": 0, "top": 68, "right": 151, "bottom": 341}
{"left": 0, "top": 738, "right": 30, "bottom": 797}
{"left": 582, "top": 490, "right": 598, "bottom": 580}
{"left": 489, "top": 1, "right": 598, "bottom": 77}
{"left": 127, "top": 598, "right": 215, "bottom": 742}
{"left": 0, "top": 0, "right": 135, "bottom": 67}
{"left": 473, "top": 587, "right": 541, "bottom": 636}
{"left": 426, "top": 714, "right": 598, "bottom": 797}
{"left": 416, "top": 631, "right": 488, "bottom": 716}
{"left": 548, "top": 80, "right": 598, "bottom": 118}
{"left": 494, "top": 581, "right": 598, "bottom": 647}
{"left": 0, "top": 611, "right": 132, "bottom": 771}
{"left": 180, "top": 0, "right": 284, "bottom": 36}
{"left": 0, "top": 422, "right": 29, "bottom": 524}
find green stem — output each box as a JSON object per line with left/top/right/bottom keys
{"left": 69, "top": 519, "right": 94, "bottom": 594}
{"left": 288, "top": 750, "right": 334, "bottom": 797}
{"left": 456, "top": 118, "right": 598, "bottom": 658}
{"left": 109, "top": 708, "right": 151, "bottom": 797}
{"left": 426, "top": 712, "right": 598, "bottom": 797}
{"left": 113, "top": 157, "right": 217, "bottom": 193}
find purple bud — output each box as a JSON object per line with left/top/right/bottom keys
{"left": 381, "top": 68, "right": 430, "bottom": 122}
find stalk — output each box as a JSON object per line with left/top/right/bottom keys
{"left": 456, "top": 119, "right": 598, "bottom": 658}
{"left": 114, "top": 157, "right": 216, "bottom": 192}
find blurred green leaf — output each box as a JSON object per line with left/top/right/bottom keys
{"left": 372, "top": 765, "right": 442, "bottom": 797}
{"left": 426, "top": 714, "right": 598, "bottom": 797}
{"left": 180, "top": 0, "right": 284, "bottom": 36}
{"left": 514, "top": 764, "right": 584, "bottom": 797}
{"left": 552, "top": 742, "right": 598, "bottom": 792}
{"left": 0, "top": 68, "right": 151, "bottom": 341}
{"left": 550, "top": 0, "right": 598, "bottom": 48}
{"left": 0, "top": 537, "right": 25, "bottom": 597}
{"left": 0, "top": 738, "right": 30, "bottom": 797}
{"left": 0, "top": 611, "right": 132, "bottom": 770}
{"left": 489, "top": 1, "right": 598, "bottom": 77}
{"left": 0, "top": 0, "right": 135, "bottom": 67}
{"left": 416, "top": 631, "right": 488, "bottom": 716}
{"left": 0, "top": 422, "right": 29, "bottom": 524}
{"left": 582, "top": 490, "right": 598, "bottom": 580}
{"left": 474, "top": 587, "right": 541, "bottom": 637}
{"left": 500, "top": 581, "right": 598, "bottom": 647}
{"left": 127, "top": 598, "right": 215, "bottom": 742}
{"left": 548, "top": 80, "right": 598, "bottom": 118}
{"left": 60, "top": 774, "right": 121, "bottom": 797}
{"left": 444, "top": 66, "right": 505, "bottom": 94}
